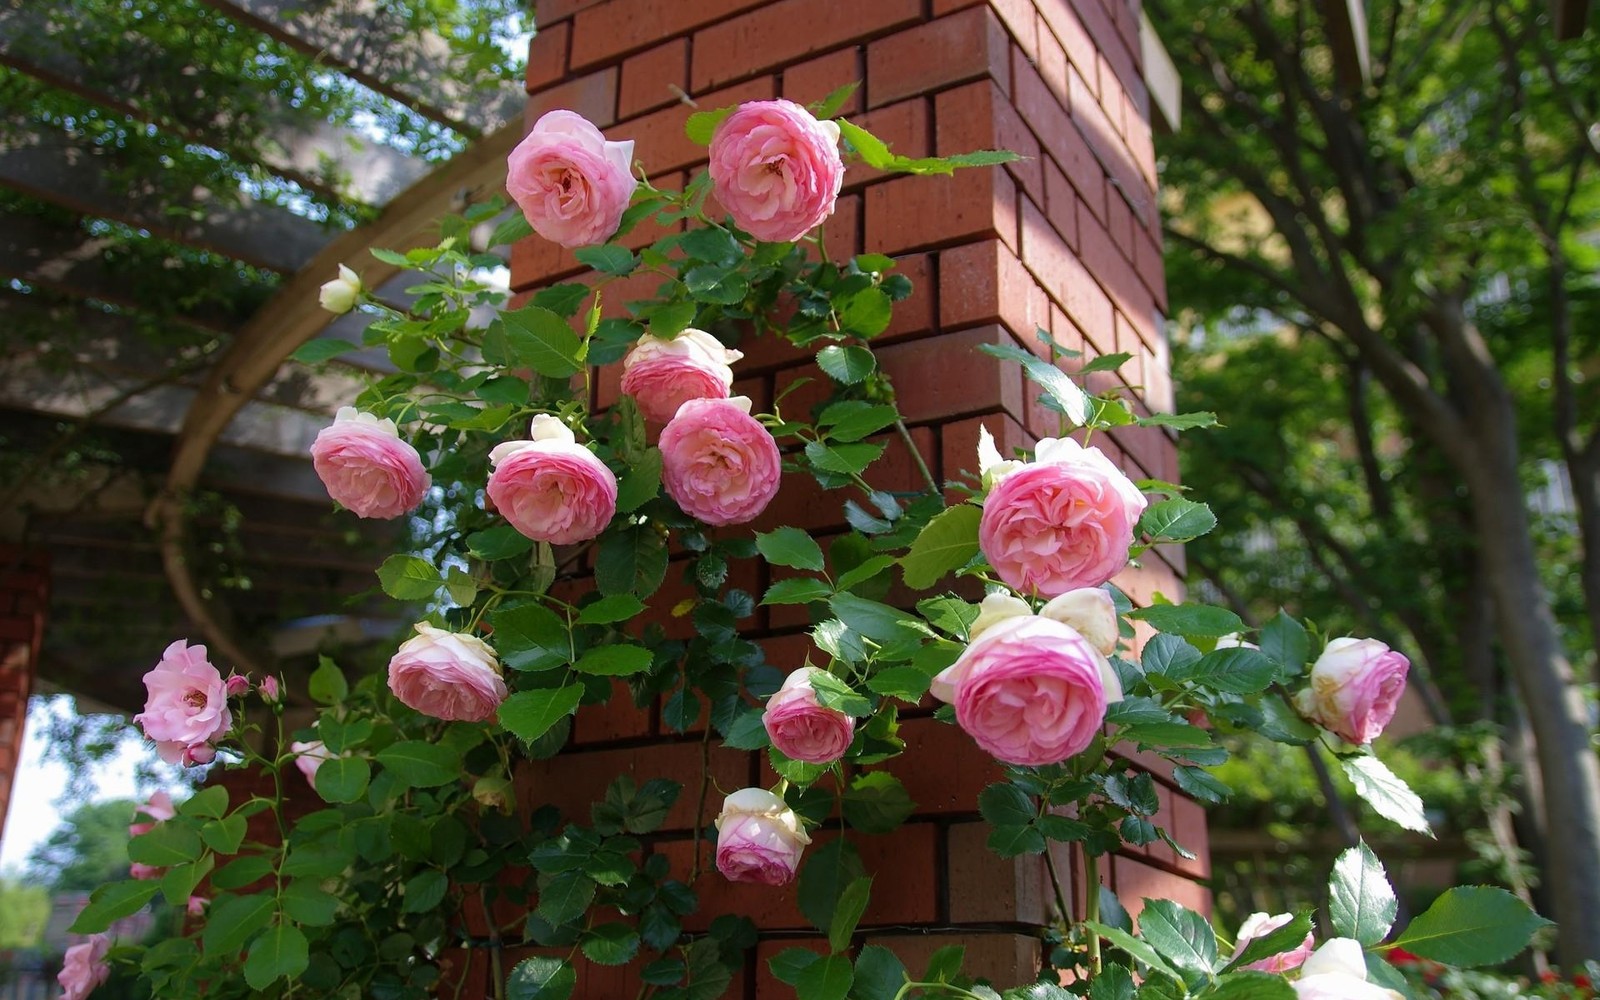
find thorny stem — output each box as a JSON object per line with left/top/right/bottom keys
{"left": 1083, "top": 851, "right": 1103, "bottom": 977}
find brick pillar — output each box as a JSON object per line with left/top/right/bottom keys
{"left": 506, "top": 0, "right": 1200, "bottom": 993}
{"left": 0, "top": 547, "right": 49, "bottom": 838}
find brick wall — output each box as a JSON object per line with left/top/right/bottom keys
{"left": 0, "top": 546, "right": 49, "bottom": 837}
{"left": 487, "top": 0, "right": 1202, "bottom": 994}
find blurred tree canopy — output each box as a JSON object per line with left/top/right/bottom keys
{"left": 27, "top": 799, "right": 136, "bottom": 893}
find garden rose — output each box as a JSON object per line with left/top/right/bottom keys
{"left": 129, "top": 790, "right": 175, "bottom": 838}
{"left": 260, "top": 676, "right": 281, "bottom": 703}
{"left": 387, "top": 622, "right": 508, "bottom": 723}
{"left": 134, "top": 640, "right": 231, "bottom": 757}
{"left": 186, "top": 896, "right": 208, "bottom": 917}
{"left": 1292, "top": 938, "right": 1403, "bottom": 1000}
{"left": 714, "top": 787, "right": 811, "bottom": 885}
{"left": 1230, "top": 912, "right": 1314, "bottom": 973}
{"left": 979, "top": 437, "right": 1147, "bottom": 597}
{"left": 968, "top": 592, "right": 1031, "bottom": 640}
{"left": 486, "top": 415, "right": 618, "bottom": 544}
{"left": 310, "top": 407, "right": 430, "bottom": 519}
{"left": 58, "top": 934, "right": 111, "bottom": 1000}
{"left": 1039, "top": 587, "right": 1119, "bottom": 655}
{"left": 1294, "top": 637, "right": 1410, "bottom": 744}
{"left": 931, "top": 615, "right": 1121, "bottom": 766}
{"left": 659, "top": 396, "right": 781, "bottom": 525}
{"left": 318, "top": 263, "right": 361, "bottom": 314}
{"left": 129, "top": 863, "right": 162, "bottom": 880}
{"left": 708, "top": 99, "right": 845, "bottom": 243}
{"left": 507, "top": 110, "right": 636, "bottom": 247}
{"left": 290, "top": 739, "right": 335, "bottom": 785}
{"left": 620, "top": 328, "right": 743, "bottom": 423}
{"left": 762, "top": 667, "right": 856, "bottom": 764}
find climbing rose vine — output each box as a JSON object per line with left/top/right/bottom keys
{"left": 68, "top": 87, "right": 1549, "bottom": 1000}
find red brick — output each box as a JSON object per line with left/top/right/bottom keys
{"left": 534, "top": 0, "right": 606, "bottom": 24}
{"left": 1012, "top": 56, "right": 1103, "bottom": 223}
{"left": 813, "top": 192, "right": 862, "bottom": 262}
{"left": 989, "top": 0, "right": 1039, "bottom": 61}
{"left": 865, "top": 167, "right": 1017, "bottom": 256}
{"left": 1116, "top": 854, "right": 1212, "bottom": 920}
{"left": 1040, "top": 0, "right": 1098, "bottom": 87}
{"left": 880, "top": 252, "right": 935, "bottom": 341}
{"left": 1070, "top": 0, "right": 1139, "bottom": 96}
{"left": 783, "top": 47, "right": 864, "bottom": 115}
{"left": 1107, "top": 187, "right": 1134, "bottom": 261}
{"left": 886, "top": 717, "right": 1006, "bottom": 814}
{"left": 878, "top": 326, "right": 1026, "bottom": 425}
{"left": 1020, "top": 198, "right": 1114, "bottom": 344}
{"left": 1067, "top": 63, "right": 1148, "bottom": 221}
{"left": 1170, "top": 794, "right": 1212, "bottom": 879}
{"left": 618, "top": 38, "right": 689, "bottom": 119}
{"left": 572, "top": 678, "right": 654, "bottom": 744}
{"left": 938, "top": 78, "right": 1042, "bottom": 202}
{"left": 1037, "top": 13, "right": 1070, "bottom": 104}
{"left": 517, "top": 741, "right": 754, "bottom": 832}
{"left": 938, "top": 239, "right": 1050, "bottom": 348}
{"left": 528, "top": 68, "right": 619, "bottom": 128}
{"left": 1043, "top": 158, "right": 1081, "bottom": 251}
{"left": 568, "top": 0, "right": 767, "bottom": 70}
{"left": 1097, "top": 52, "right": 1129, "bottom": 140}
{"left": 868, "top": 933, "right": 1040, "bottom": 984}
{"left": 526, "top": 22, "right": 570, "bottom": 94}
{"left": 690, "top": 0, "right": 923, "bottom": 93}
{"left": 941, "top": 413, "right": 1032, "bottom": 498}
{"left": 948, "top": 821, "right": 1050, "bottom": 923}
{"left": 1132, "top": 218, "right": 1167, "bottom": 311}
{"left": 867, "top": 7, "right": 1009, "bottom": 110}
{"left": 1078, "top": 198, "right": 1151, "bottom": 336}
{"left": 628, "top": 77, "right": 776, "bottom": 178}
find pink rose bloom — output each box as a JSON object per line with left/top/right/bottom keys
{"left": 290, "top": 739, "right": 335, "bottom": 785}
{"left": 1295, "top": 637, "right": 1410, "bottom": 744}
{"left": 128, "top": 790, "right": 175, "bottom": 838}
{"left": 620, "top": 328, "right": 744, "bottom": 424}
{"left": 486, "top": 415, "right": 618, "bottom": 544}
{"left": 1231, "top": 912, "right": 1315, "bottom": 973}
{"left": 310, "top": 407, "right": 430, "bottom": 519}
{"left": 507, "top": 110, "right": 637, "bottom": 248}
{"left": 58, "top": 934, "right": 111, "bottom": 1000}
{"left": 129, "top": 863, "right": 162, "bottom": 881}
{"left": 708, "top": 99, "right": 845, "bottom": 243}
{"left": 659, "top": 396, "right": 781, "bottom": 525}
{"left": 762, "top": 667, "right": 856, "bottom": 765}
{"left": 388, "top": 622, "right": 508, "bottom": 723}
{"left": 714, "top": 788, "right": 811, "bottom": 885}
{"left": 260, "top": 676, "right": 281, "bottom": 703}
{"left": 978, "top": 437, "right": 1147, "bottom": 597}
{"left": 134, "top": 640, "right": 232, "bottom": 752}
{"left": 931, "top": 615, "right": 1122, "bottom": 767}
{"left": 1293, "top": 939, "right": 1404, "bottom": 1000}
{"left": 186, "top": 896, "right": 208, "bottom": 917}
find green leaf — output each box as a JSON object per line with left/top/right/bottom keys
{"left": 490, "top": 212, "right": 534, "bottom": 247}
{"left": 1225, "top": 912, "right": 1315, "bottom": 973}
{"left": 615, "top": 448, "right": 662, "bottom": 512}
{"left": 806, "top": 439, "right": 885, "bottom": 476}
{"left": 499, "top": 685, "right": 585, "bottom": 743}
{"left": 211, "top": 855, "right": 274, "bottom": 890}
{"left": 685, "top": 106, "right": 735, "bottom": 145}
{"left": 1085, "top": 922, "right": 1182, "bottom": 985}
{"left": 376, "top": 554, "right": 442, "bottom": 601}
{"left": 489, "top": 602, "right": 572, "bottom": 671}
{"left": 203, "top": 892, "right": 275, "bottom": 957}
{"left": 508, "top": 957, "right": 577, "bottom": 1000}
{"left": 807, "top": 671, "right": 872, "bottom": 716}
{"left": 128, "top": 822, "right": 203, "bottom": 866}
{"left": 376, "top": 741, "right": 460, "bottom": 787}
{"left": 829, "top": 878, "right": 872, "bottom": 952}
{"left": 576, "top": 594, "right": 646, "bottom": 625}
{"left": 574, "top": 245, "right": 636, "bottom": 275}
{"left": 281, "top": 880, "right": 340, "bottom": 926}
{"left": 1205, "top": 971, "right": 1299, "bottom": 999}
{"left": 308, "top": 655, "right": 349, "bottom": 705}
{"left": 1128, "top": 603, "right": 1246, "bottom": 638}
{"left": 757, "top": 527, "right": 827, "bottom": 572}
{"left": 763, "top": 577, "right": 834, "bottom": 605}
{"left": 1141, "top": 634, "right": 1202, "bottom": 675}
{"left": 160, "top": 855, "right": 213, "bottom": 906}
{"left": 574, "top": 644, "right": 654, "bottom": 676}
{"left": 977, "top": 341, "right": 1090, "bottom": 427}
{"left": 865, "top": 665, "right": 933, "bottom": 701}
{"left": 1138, "top": 498, "right": 1217, "bottom": 542}
{"left": 467, "top": 523, "right": 535, "bottom": 561}
{"left": 837, "top": 119, "right": 898, "bottom": 169}
{"left": 851, "top": 946, "right": 907, "bottom": 1000}
{"left": 798, "top": 839, "right": 865, "bottom": 933}
{"left": 291, "top": 338, "right": 358, "bottom": 364}
{"left": 583, "top": 923, "right": 641, "bottom": 966}
{"left": 796, "top": 953, "right": 854, "bottom": 1000}
{"left": 1259, "top": 611, "right": 1310, "bottom": 675}
{"left": 1136, "top": 411, "right": 1219, "bottom": 430}
{"left": 842, "top": 773, "right": 915, "bottom": 834}
{"left": 538, "top": 871, "right": 597, "bottom": 926}
{"left": 1136, "top": 899, "right": 1218, "bottom": 986}
{"left": 492, "top": 306, "right": 584, "bottom": 378}
{"left": 900, "top": 505, "right": 982, "bottom": 589}
{"left": 819, "top": 401, "right": 900, "bottom": 443}
{"left": 1342, "top": 755, "right": 1433, "bottom": 835}
{"left": 68, "top": 880, "right": 161, "bottom": 933}
{"left": 1329, "top": 843, "right": 1396, "bottom": 946}
{"left": 199, "top": 813, "right": 247, "bottom": 855}
{"left": 816, "top": 345, "right": 876, "bottom": 384}
{"left": 770, "top": 947, "right": 822, "bottom": 985}
{"left": 1171, "top": 765, "right": 1231, "bottom": 806}
{"left": 647, "top": 300, "right": 698, "bottom": 338}
{"left": 812, "top": 81, "right": 860, "bottom": 118}
{"left": 978, "top": 783, "right": 1035, "bottom": 827}
{"left": 836, "top": 287, "right": 893, "bottom": 337}
{"left": 1168, "top": 647, "right": 1278, "bottom": 695}
{"left": 595, "top": 523, "right": 669, "bottom": 597}
{"left": 313, "top": 756, "right": 370, "bottom": 804}
{"left": 1090, "top": 964, "right": 1136, "bottom": 1000}
{"left": 1392, "top": 886, "right": 1551, "bottom": 967}
{"left": 721, "top": 708, "right": 772, "bottom": 750}
{"left": 988, "top": 824, "right": 1046, "bottom": 857}
{"left": 243, "top": 921, "right": 309, "bottom": 990}
{"left": 402, "top": 869, "right": 449, "bottom": 913}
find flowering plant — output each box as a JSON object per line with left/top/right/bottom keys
{"left": 65, "top": 88, "right": 1548, "bottom": 1000}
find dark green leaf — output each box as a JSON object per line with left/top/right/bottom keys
{"left": 582, "top": 923, "right": 641, "bottom": 965}
{"left": 798, "top": 839, "right": 865, "bottom": 933}
{"left": 816, "top": 345, "right": 876, "bottom": 384}
{"left": 68, "top": 880, "right": 161, "bottom": 934}
{"left": 1329, "top": 843, "right": 1396, "bottom": 946}
{"left": 507, "top": 957, "right": 577, "bottom": 1000}
{"left": 574, "top": 644, "right": 654, "bottom": 676}
{"left": 376, "top": 741, "right": 460, "bottom": 787}
{"left": 538, "top": 871, "right": 597, "bottom": 926}
{"left": 806, "top": 439, "right": 885, "bottom": 476}
{"left": 576, "top": 594, "right": 645, "bottom": 625}
{"left": 243, "top": 921, "right": 309, "bottom": 989}
{"left": 829, "top": 878, "right": 872, "bottom": 952}
{"left": 615, "top": 448, "right": 663, "bottom": 512}
{"left": 500, "top": 686, "right": 585, "bottom": 743}
{"left": 841, "top": 773, "right": 915, "bottom": 834}
{"left": 852, "top": 945, "right": 907, "bottom": 1000}
{"left": 1169, "top": 647, "right": 1278, "bottom": 694}
{"left": 314, "top": 756, "right": 370, "bottom": 804}
{"left": 758, "top": 527, "right": 827, "bottom": 572}
{"left": 763, "top": 577, "right": 834, "bottom": 605}
{"left": 574, "top": 245, "right": 636, "bottom": 275}
{"left": 493, "top": 306, "right": 584, "bottom": 378}
{"left": 291, "top": 338, "right": 358, "bottom": 364}
{"left": 796, "top": 953, "right": 854, "bottom": 1000}
{"left": 1392, "top": 886, "right": 1551, "bottom": 967}
{"left": 1129, "top": 603, "right": 1246, "bottom": 638}
{"left": 1138, "top": 498, "right": 1217, "bottom": 542}
{"left": 489, "top": 602, "right": 571, "bottom": 671}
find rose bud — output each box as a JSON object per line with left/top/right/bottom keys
{"left": 310, "top": 407, "right": 431, "bottom": 520}
{"left": 714, "top": 787, "right": 811, "bottom": 885}
{"left": 318, "top": 263, "right": 361, "bottom": 314}
{"left": 1039, "top": 587, "right": 1120, "bottom": 656}
{"left": 762, "top": 667, "right": 857, "bottom": 765}
{"left": 1294, "top": 637, "right": 1409, "bottom": 744}
{"left": 260, "top": 675, "right": 281, "bottom": 703}
{"left": 224, "top": 674, "right": 250, "bottom": 698}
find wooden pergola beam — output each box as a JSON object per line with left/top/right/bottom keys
{"left": 1553, "top": 0, "right": 1591, "bottom": 39}
{"left": 1323, "top": 0, "right": 1372, "bottom": 89}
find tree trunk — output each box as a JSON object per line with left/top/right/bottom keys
{"left": 1565, "top": 443, "right": 1600, "bottom": 685}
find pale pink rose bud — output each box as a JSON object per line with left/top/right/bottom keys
{"left": 1215, "top": 632, "right": 1259, "bottom": 650}
{"left": 486, "top": 415, "right": 618, "bottom": 545}
{"left": 931, "top": 615, "right": 1120, "bottom": 766}
{"left": 129, "top": 790, "right": 176, "bottom": 838}
{"left": 762, "top": 667, "right": 857, "bottom": 764}
{"left": 1039, "top": 588, "right": 1119, "bottom": 655}
{"left": 1294, "top": 637, "right": 1410, "bottom": 745}
{"left": 186, "top": 896, "right": 208, "bottom": 917}
{"left": 129, "top": 862, "right": 162, "bottom": 880}
{"left": 57, "top": 934, "right": 111, "bottom": 1000}
{"left": 224, "top": 674, "right": 250, "bottom": 698}
{"left": 1231, "top": 912, "right": 1315, "bottom": 973}
{"left": 968, "top": 592, "right": 1032, "bottom": 641}
{"left": 976, "top": 424, "right": 1025, "bottom": 489}
{"left": 709, "top": 100, "right": 844, "bottom": 243}
{"left": 978, "top": 437, "right": 1147, "bottom": 597}
{"left": 714, "top": 787, "right": 811, "bottom": 885}
{"left": 182, "top": 743, "right": 217, "bottom": 766}
{"left": 1293, "top": 939, "right": 1403, "bottom": 1000}
{"left": 318, "top": 263, "right": 361, "bottom": 314}
{"left": 659, "top": 396, "right": 781, "bottom": 526}
{"left": 260, "top": 676, "right": 281, "bottom": 703}
{"left": 507, "top": 110, "right": 637, "bottom": 248}
{"left": 135, "top": 640, "right": 232, "bottom": 749}
{"left": 310, "top": 407, "right": 431, "bottom": 519}
{"left": 620, "top": 328, "right": 744, "bottom": 423}
{"left": 290, "top": 739, "right": 335, "bottom": 785}
{"left": 387, "top": 622, "right": 508, "bottom": 723}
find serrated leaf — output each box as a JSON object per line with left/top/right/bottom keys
{"left": 1342, "top": 755, "right": 1432, "bottom": 835}
{"left": 1086, "top": 922, "right": 1183, "bottom": 985}
{"left": 757, "top": 527, "right": 827, "bottom": 572}
{"left": 492, "top": 306, "right": 584, "bottom": 378}
{"left": 1168, "top": 647, "right": 1278, "bottom": 695}
{"left": 314, "top": 756, "right": 370, "bottom": 804}
{"left": 1259, "top": 611, "right": 1309, "bottom": 675}
{"left": 499, "top": 686, "right": 585, "bottom": 743}
{"left": 796, "top": 953, "right": 853, "bottom": 1000}
{"left": 977, "top": 341, "right": 1090, "bottom": 427}
{"left": 841, "top": 772, "right": 915, "bottom": 834}
{"left": 574, "top": 644, "right": 654, "bottom": 676}
{"left": 818, "top": 401, "right": 900, "bottom": 443}
{"left": 829, "top": 878, "right": 872, "bottom": 952}
{"left": 763, "top": 577, "right": 834, "bottom": 605}
{"left": 574, "top": 245, "right": 636, "bottom": 275}
{"left": 852, "top": 946, "right": 907, "bottom": 1000}
{"left": 507, "top": 957, "right": 576, "bottom": 1000}
{"left": 685, "top": 106, "right": 735, "bottom": 145}
{"left": 291, "top": 338, "right": 358, "bottom": 364}
{"left": 576, "top": 594, "right": 645, "bottom": 625}
{"left": 900, "top": 504, "right": 981, "bottom": 589}
{"left": 402, "top": 869, "right": 448, "bottom": 913}
{"left": 1171, "top": 765, "right": 1231, "bottom": 806}
{"left": 1136, "top": 411, "right": 1219, "bottom": 430}
{"left": 1225, "top": 912, "right": 1315, "bottom": 973}
{"left": 243, "top": 921, "right": 309, "bottom": 989}
{"left": 1206, "top": 971, "right": 1298, "bottom": 999}
{"left": 1329, "top": 842, "right": 1396, "bottom": 945}
{"left": 816, "top": 344, "right": 876, "bottom": 384}
{"left": 488, "top": 602, "right": 571, "bottom": 671}
{"left": 806, "top": 439, "right": 884, "bottom": 476}
{"left": 582, "top": 923, "right": 641, "bottom": 965}
{"left": 376, "top": 555, "right": 441, "bottom": 601}
{"left": 798, "top": 839, "right": 865, "bottom": 933}
{"left": 1129, "top": 604, "right": 1246, "bottom": 638}
{"left": 812, "top": 81, "right": 860, "bottom": 118}
{"left": 1138, "top": 498, "right": 1217, "bottom": 542}
{"left": 539, "top": 871, "right": 597, "bottom": 926}
{"left": 1392, "top": 886, "right": 1551, "bottom": 967}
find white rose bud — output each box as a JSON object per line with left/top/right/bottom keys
{"left": 967, "top": 592, "right": 1032, "bottom": 641}
{"left": 1292, "top": 939, "right": 1403, "bottom": 1000}
{"left": 319, "top": 264, "right": 362, "bottom": 314}
{"left": 1039, "top": 587, "right": 1119, "bottom": 655}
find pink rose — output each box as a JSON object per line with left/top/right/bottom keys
{"left": 1293, "top": 939, "right": 1404, "bottom": 1000}
{"left": 128, "top": 791, "right": 175, "bottom": 838}
{"left": 620, "top": 328, "right": 744, "bottom": 424}
{"left": 507, "top": 110, "right": 636, "bottom": 248}
{"left": 388, "top": 622, "right": 508, "bottom": 723}
{"left": 1231, "top": 912, "right": 1314, "bottom": 973}
{"left": 714, "top": 788, "right": 811, "bottom": 885}
{"left": 224, "top": 674, "right": 250, "bottom": 697}
{"left": 931, "top": 615, "right": 1121, "bottom": 766}
{"left": 58, "top": 935, "right": 111, "bottom": 1000}
{"left": 260, "top": 676, "right": 281, "bottom": 703}
{"left": 134, "top": 640, "right": 232, "bottom": 753}
{"left": 182, "top": 743, "right": 216, "bottom": 766}
{"left": 129, "top": 863, "right": 162, "bottom": 880}
{"left": 762, "top": 667, "right": 857, "bottom": 765}
{"left": 186, "top": 896, "right": 208, "bottom": 917}
{"left": 486, "top": 415, "right": 617, "bottom": 544}
{"left": 978, "top": 437, "right": 1147, "bottom": 597}
{"left": 1294, "top": 637, "right": 1409, "bottom": 744}
{"left": 708, "top": 99, "right": 844, "bottom": 243}
{"left": 310, "top": 407, "right": 430, "bottom": 519}
{"left": 659, "top": 396, "right": 781, "bottom": 525}
{"left": 290, "top": 739, "right": 335, "bottom": 785}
